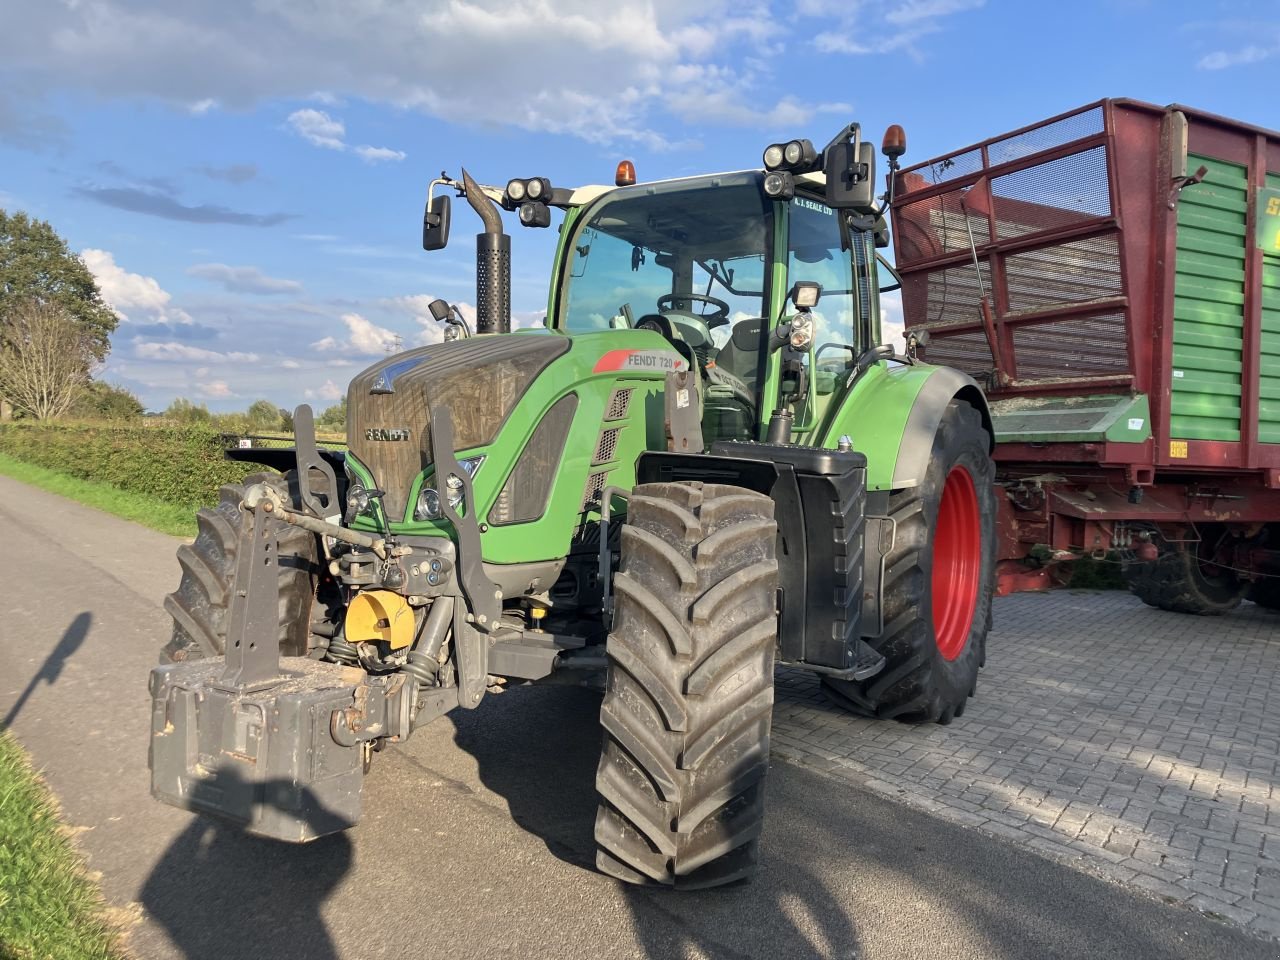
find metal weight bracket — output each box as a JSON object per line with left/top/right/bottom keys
{"left": 292, "top": 403, "right": 341, "bottom": 518}
{"left": 215, "top": 501, "right": 289, "bottom": 691}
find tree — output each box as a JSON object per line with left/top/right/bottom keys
{"left": 0, "top": 211, "right": 118, "bottom": 361}
{"left": 164, "top": 397, "right": 211, "bottom": 423}
{"left": 317, "top": 397, "right": 347, "bottom": 433}
{"left": 246, "top": 398, "right": 282, "bottom": 431}
{"left": 69, "top": 381, "right": 144, "bottom": 420}
{"left": 0, "top": 300, "right": 97, "bottom": 419}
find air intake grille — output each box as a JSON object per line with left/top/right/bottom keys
{"left": 581, "top": 471, "right": 607, "bottom": 511}
{"left": 605, "top": 388, "right": 632, "bottom": 420}
{"left": 594, "top": 428, "right": 620, "bottom": 464}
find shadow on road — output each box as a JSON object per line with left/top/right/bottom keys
{"left": 452, "top": 683, "right": 862, "bottom": 959}
{"left": 139, "top": 766, "right": 351, "bottom": 960}
{"left": 2, "top": 610, "right": 91, "bottom": 729}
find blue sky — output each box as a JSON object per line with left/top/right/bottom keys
{"left": 1, "top": 0, "right": 1277, "bottom": 412}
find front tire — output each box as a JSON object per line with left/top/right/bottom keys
{"left": 822, "top": 400, "right": 995, "bottom": 724}
{"left": 161, "top": 472, "right": 321, "bottom": 663}
{"left": 594, "top": 482, "right": 779, "bottom": 889}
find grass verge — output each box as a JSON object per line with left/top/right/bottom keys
{"left": 0, "top": 453, "right": 195, "bottom": 538}
{"left": 0, "top": 729, "right": 128, "bottom": 960}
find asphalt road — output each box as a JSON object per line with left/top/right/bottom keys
{"left": 1, "top": 473, "right": 1275, "bottom": 960}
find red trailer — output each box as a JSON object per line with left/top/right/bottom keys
{"left": 889, "top": 98, "right": 1280, "bottom": 613}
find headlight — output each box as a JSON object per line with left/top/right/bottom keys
{"left": 415, "top": 487, "right": 442, "bottom": 521}
{"left": 789, "top": 314, "right": 814, "bottom": 350}
{"left": 506, "top": 179, "right": 526, "bottom": 202}
{"left": 346, "top": 483, "right": 370, "bottom": 518}
{"left": 763, "top": 144, "right": 784, "bottom": 170}
{"left": 526, "top": 177, "right": 544, "bottom": 200}
{"left": 783, "top": 140, "right": 803, "bottom": 165}
{"left": 414, "top": 456, "right": 484, "bottom": 521}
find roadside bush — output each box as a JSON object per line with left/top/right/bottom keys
{"left": 0, "top": 421, "right": 274, "bottom": 507}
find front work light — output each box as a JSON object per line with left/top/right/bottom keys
{"left": 790, "top": 281, "right": 822, "bottom": 310}
{"left": 763, "top": 138, "right": 819, "bottom": 173}
{"left": 518, "top": 202, "right": 551, "bottom": 228}
{"left": 763, "top": 170, "right": 796, "bottom": 199}
{"left": 505, "top": 179, "right": 526, "bottom": 202}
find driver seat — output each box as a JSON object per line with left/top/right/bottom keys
{"left": 712, "top": 317, "right": 764, "bottom": 391}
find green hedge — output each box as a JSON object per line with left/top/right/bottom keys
{"left": 0, "top": 421, "right": 275, "bottom": 507}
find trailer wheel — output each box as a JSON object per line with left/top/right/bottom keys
{"left": 161, "top": 472, "right": 321, "bottom": 663}
{"left": 594, "top": 482, "right": 779, "bottom": 889}
{"left": 821, "top": 399, "right": 995, "bottom": 725}
{"left": 1128, "top": 534, "right": 1245, "bottom": 615}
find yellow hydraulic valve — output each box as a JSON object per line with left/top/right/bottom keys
{"left": 345, "top": 590, "right": 415, "bottom": 649}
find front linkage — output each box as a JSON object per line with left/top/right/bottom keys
{"left": 149, "top": 408, "right": 486, "bottom": 841}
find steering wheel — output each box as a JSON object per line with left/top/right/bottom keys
{"left": 657, "top": 293, "right": 731, "bottom": 327}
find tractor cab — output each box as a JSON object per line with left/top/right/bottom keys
{"left": 552, "top": 171, "right": 885, "bottom": 447}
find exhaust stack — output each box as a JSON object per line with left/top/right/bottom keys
{"left": 461, "top": 168, "right": 510, "bottom": 335}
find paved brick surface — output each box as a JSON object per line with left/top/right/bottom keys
{"left": 771, "top": 590, "right": 1280, "bottom": 940}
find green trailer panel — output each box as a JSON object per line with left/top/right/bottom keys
{"left": 1261, "top": 175, "right": 1280, "bottom": 445}
{"left": 1170, "top": 154, "right": 1248, "bottom": 442}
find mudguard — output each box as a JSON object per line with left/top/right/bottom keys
{"left": 822, "top": 363, "right": 992, "bottom": 491}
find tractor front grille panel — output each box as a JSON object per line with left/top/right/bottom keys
{"left": 489, "top": 394, "right": 578, "bottom": 527}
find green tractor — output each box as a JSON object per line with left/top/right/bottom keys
{"left": 149, "top": 122, "right": 996, "bottom": 889}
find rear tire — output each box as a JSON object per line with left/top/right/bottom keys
{"left": 1129, "top": 537, "right": 1245, "bottom": 615}
{"left": 161, "top": 472, "right": 321, "bottom": 663}
{"left": 594, "top": 482, "right": 779, "bottom": 889}
{"left": 822, "top": 400, "right": 995, "bottom": 725}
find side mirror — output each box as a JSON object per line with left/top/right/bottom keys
{"left": 824, "top": 140, "right": 877, "bottom": 214}
{"left": 422, "top": 194, "right": 451, "bottom": 251}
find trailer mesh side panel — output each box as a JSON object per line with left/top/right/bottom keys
{"left": 1003, "top": 236, "right": 1123, "bottom": 313}
{"left": 891, "top": 102, "right": 1126, "bottom": 388}
{"left": 1012, "top": 314, "right": 1130, "bottom": 379}
{"left": 986, "top": 107, "right": 1104, "bottom": 166}
{"left": 991, "top": 147, "right": 1111, "bottom": 240}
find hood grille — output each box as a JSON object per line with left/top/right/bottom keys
{"left": 347, "top": 334, "right": 570, "bottom": 520}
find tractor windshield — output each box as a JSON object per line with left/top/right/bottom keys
{"left": 558, "top": 174, "right": 772, "bottom": 352}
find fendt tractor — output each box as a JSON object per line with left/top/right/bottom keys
{"left": 889, "top": 99, "right": 1280, "bottom": 613}
{"left": 148, "top": 122, "right": 997, "bottom": 889}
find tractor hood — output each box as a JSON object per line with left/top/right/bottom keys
{"left": 346, "top": 334, "right": 571, "bottom": 520}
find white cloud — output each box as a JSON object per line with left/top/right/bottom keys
{"left": 304, "top": 379, "right": 344, "bottom": 401}
{"left": 187, "top": 262, "right": 303, "bottom": 295}
{"left": 188, "top": 97, "right": 217, "bottom": 115}
{"left": 197, "top": 379, "right": 233, "bottom": 397}
{"left": 281, "top": 358, "right": 301, "bottom": 369}
{"left": 353, "top": 145, "right": 406, "bottom": 163}
{"left": 1197, "top": 44, "right": 1277, "bottom": 70}
{"left": 885, "top": 0, "right": 984, "bottom": 26}
{"left": 81, "top": 247, "right": 192, "bottom": 324}
{"left": 286, "top": 107, "right": 405, "bottom": 162}
{"left": 814, "top": 0, "right": 982, "bottom": 58}
{"left": 134, "top": 341, "right": 261, "bottom": 363}
{"left": 311, "top": 313, "right": 401, "bottom": 355}
{"left": 2, "top": 1, "right": 934, "bottom": 148}
{"left": 287, "top": 108, "right": 346, "bottom": 150}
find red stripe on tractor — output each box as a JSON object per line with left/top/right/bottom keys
{"left": 593, "top": 349, "right": 637, "bottom": 373}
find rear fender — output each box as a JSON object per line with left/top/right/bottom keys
{"left": 822, "top": 363, "right": 992, "bottom": 491}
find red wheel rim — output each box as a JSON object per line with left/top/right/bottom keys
{"left": 931, "top": 466, "right": 981, "bottom": 661}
